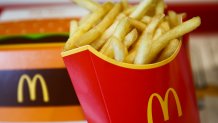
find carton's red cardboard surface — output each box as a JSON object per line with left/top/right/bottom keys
{"left": 62, "top": 36, "right": 200, "bottom": 123}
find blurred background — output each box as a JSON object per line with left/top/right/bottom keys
{"left": 0, "top": 0, "right": 218, "bottom": 123}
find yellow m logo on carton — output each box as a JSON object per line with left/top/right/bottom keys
{"left": 147, "top": 88, "right": 182, "bottom": 123}
{"left": 17, "top": 74, "right": 49, "bottom": 103}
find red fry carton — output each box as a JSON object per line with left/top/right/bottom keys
{"left": 61, "top": 36, "right": 200, "bottom": 123}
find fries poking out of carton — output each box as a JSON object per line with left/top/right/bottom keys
{"left": 64, "top": 0, "right": 201, "bottom": 65}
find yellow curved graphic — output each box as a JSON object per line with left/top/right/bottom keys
{"left": 61, "top": 40, "right": 182, "bottom": 70}
{"left": 17, "top": 74, "right": 49, "bottom": 103}
{"left": 147, "top": 88, "right": 182, "bottom": 123}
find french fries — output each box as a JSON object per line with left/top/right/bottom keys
{"left": 64, "top": 2, "right": 113, "bottom": 51}
{"left": 124, "top": 29, "right": 138, "bottom": 49}
{"left": 121, "top": 0, "right": 129, "bottom": 10}
{"left": 129, "top": 0, "right": 153, "bottom": 20}
{"left": 75, "top": 3, "right": 122, "bottom": 47}
{"left": 146, "top": 16, "right": 201, "bottom": 64}
{"left": 91, "top": 20, "right": 119, "bottom": 50}
{"left": 157, "top": 39, "right": 180, "bottom": 62}
{"left": 73, "top": 0, "right": 102, "bottom": 12}
{"left": 111, "top": 37, "right": 128, "bottom": 62}
{"left": 134, "top": 14, "right": 164, "bottom": 64}
{"left": 155, "top": 0, "right": 166, "bottom": 15}
{"left": 128, "top": 17, "right": 146, "bottom": 32}
{"left": 64, "top": 0, "right": 201, "bottom": 65}
{"left": 141, "top": 16, "right": 152, "bottom": 24}
{"left": 69, "top": 20, "right": 78, "bottom": 37}
{"left": 100, "top": 17, "right": 131, "bottom": 59}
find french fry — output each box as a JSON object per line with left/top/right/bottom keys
{"left": 69, "top": 20, "right": 78, "bottom": 37}
{"left": 145, "top": 16, "right": 201, "bottom": 64}
{"left": 100, "top": 39, "right": 113, "bottom": 57}
{"left": 124, "top": 29, "right": 138, "bottom": 48}
{"left": 75, "top": 29, "right": 102, "bottom": 47}
{"left": 101, "top": 17, "right": 131, "bottom": 58}
{"left": 141, "top": 16, "right": 152, "bottom": 24}
{"left": 73, "top": 0, "right": 102, "bottom": 12}
{"left": 75, "top": 3, "right": 122, "bottom": 47}
{"left": 134, "top": 14, "right": 164, "bottom": 64}
{"left": 64, "top": 2, "right": 113, "bottom": 51}
{"left": 130, "top": 0, "right": 153, "bottom": 20}
{"left": 153, "top": 27, "right": 164, "bottom": 40}
{"left": 143, "top": 0, "right": 158, "bottom": 17}
{"left": 153, "top": 20, "right": 170, "bottom": 40}
{"left": 121, "top": 0, "right": 129, "bottom": 10}
{"left": 123, "top": 6, "right": 136, "bottom": 15}
{"left": 159, "top": 21, "right": 170, "bottom": 32}
{"left": 125, "top": 49, "right": 137, "bottom": 64}
{"left": 155, "top": 0, "right": 166, "bottom": 15}
{"left": 146, "top": 14, "right": 165, "bottom": 34}
{"left": 168, "top": 11, "right": 179, "bottom": 28}
{"left": 111, "top": 37, "right": 128, "bottom": 62}
{"left": 91, "top": 14, "right": 126, "bottom": 50}
{"left": 116, "top": 13, "right": 127, "bottom": 20}
{"left": 91, "top": 20, "right": 119, "bottom": 50}
{"left": 128, "top": 17, "right": 146, "bottom": 32}
{"left": 157, "top": 39, "right": 180, "bottom": 61}
{"left": 113, "top": 17, "right": 131, "bottom": 40}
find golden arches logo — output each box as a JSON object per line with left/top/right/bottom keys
{"left": 147, "top": 88, "right": 182, "bottom": 123}
{"left": 17, "top": 74, "right": 49, "bottom": 103}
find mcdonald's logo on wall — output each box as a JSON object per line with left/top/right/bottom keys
{"left": 17, "top": 74, "right": 49, "bottom": 103}
{"left": 147, "top": 88, "right": 182, "bottom": 123}
{"left": 0, "top": 44, "right": 86, "bottom": 122}
{"left": 0, "top": 69, "right": 80, "bottom": 106}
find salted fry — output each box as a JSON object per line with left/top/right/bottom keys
{"left": 75, "top": 3, "right": 122, "bottom": 47}
{"left": 155, "top": 0, "right": 165, "bottom": 15}
{"left": 128, "top": 17, "right": 146, "bottom": 32}
{"left": 134, "top": 14, "right": 164, "bottom": 64}
{"left": 116, "top": 13, "right": 127, "bottom": 20}
{"left": 130, "top": 0, "right": 153, "bottom": 20}
{"left": 160, "top": 21, "right": 170, "bottom": 32}
{"left": 157, "top": 39, "right": 180, "bottom": 61}
{"left": 113, "top": 17, "right": 131, "bottom": 40}
{"left": 141, "top": 16, "right": 152, "bottom": 24}
{"left": 91, "top": 21, "right": 119, "bottom": 50}
{"left": 146, "top": 14, "right": 165, "bottom": 34}
{"left": 111, "top": 37, "right": 128, "bottom": 62}
{"left": 69, "top": 20, "right": 78, "bottom": 37}
{"left": 123, "top": 6, "right": 136, "bottom": 15}
{"left": 153, "top": 21, "right": 170, "bottom": 40}
{"left": 121, "top": 0, "right": 129, "bottom": 10}
{"left": 153, "top": 27, "right": 164, "bottom": 40}
{"left": 100, "top": 39, "right": 113, "bottom": 57}
{"left": 124, "top": 29, "right": 138, "bottom": 48}
{"left": 91, "top": 14, "right": 126, "bottom": 50}
{"left": 125, "top": 49, "right": 137, "bottom": 64}
{"left": 101, "top": 17, "right": 131, "bottom": 58}
{"left": 78, "top": 2, "right": 113, "bottom": 31}
{"left": 64, "top": 2, "right": 113, "bottom": 51}
{"left": 168, "top": 11, "right": 178, "bottom": 28}
{"left": 73, "top": 0, "right": 102, "bottom": 12}
{"left": 146, "top": 16, "right": 201, "bottom": 64}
